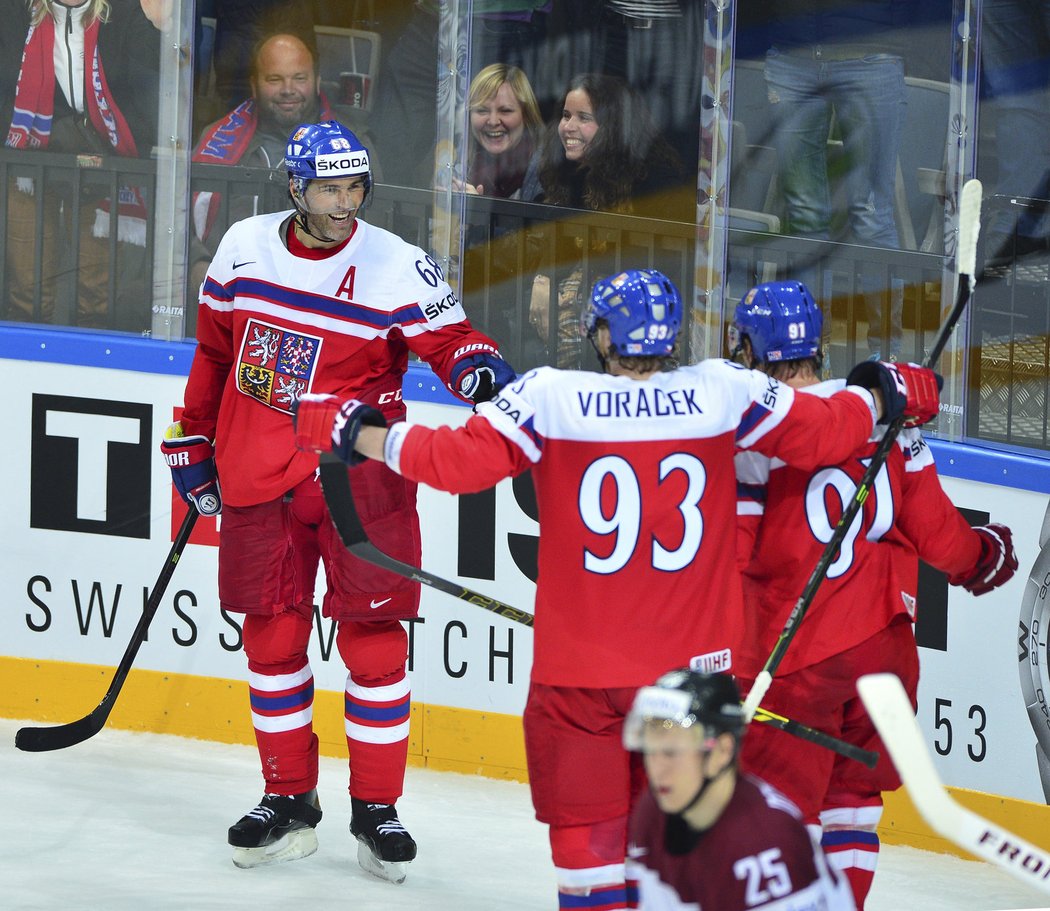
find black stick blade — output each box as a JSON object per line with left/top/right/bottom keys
{"left": 15, "top": 707, "right": 109, "bottom": 752}
{"left": 318, "top": 454, "right": 534, "bottom": 626}
{"left": 14, "top": 507, "right": 199, "bottom": 753}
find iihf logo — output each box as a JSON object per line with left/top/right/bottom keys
{"left": 30, "top": 394, "right": 152, "bottom": 538}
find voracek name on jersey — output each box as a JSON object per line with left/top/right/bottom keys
{"left": 20, "top": 577, "right": 523, "bottom": 685}
{"left": 577, "top": 386, "right": 704, "bottom": 419}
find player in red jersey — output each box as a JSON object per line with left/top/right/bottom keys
{"left": 294, "top": 268, "right": 942, "bottom": 909}
{"left": 624, "top": 668, "right": 856, "bottom": 910}
{"left": 161, "top": 120, "right": 514, "bottom": 880}
{"left": 730, "top": 281, "right": 1018, "bottom": 909}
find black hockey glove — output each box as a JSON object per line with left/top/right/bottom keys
{"left": 845, "top": 360, "right": 943, "bottom": 426}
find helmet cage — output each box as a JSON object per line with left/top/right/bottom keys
{"left": 584, "top": 269, "right": 682, "bottom": 358}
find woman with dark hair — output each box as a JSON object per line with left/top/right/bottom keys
{"left": 523, "top": 73, "right": 687, "bottom": 368}
{"left": 525, "top": 71, "right": 684, "bottom": 215}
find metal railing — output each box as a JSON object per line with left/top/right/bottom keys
{"left": 968, "top": 196, "right": 1050, "bottom": 451}
{"left": 2, "top": 148, "right": 1045, "bottom": 452}
{"left": 0, "top": 149, "right": 158, "bottom": 333}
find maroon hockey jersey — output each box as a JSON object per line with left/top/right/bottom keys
{"left": 627, "top": 776, "right": 855, "bottom": 910}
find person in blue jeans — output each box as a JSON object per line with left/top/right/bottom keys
{"left": 980, "top": 0, "right": 1050, "bottom": 263}
{"left": 760, "top": 1, "right": 912, "bottom": 360}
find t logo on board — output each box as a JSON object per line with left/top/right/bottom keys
{"left": 30, "top": 394, "right": 152, "bottom": 538}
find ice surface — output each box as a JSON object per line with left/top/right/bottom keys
{"left": 2, "top": 718, "right": 1048, "bottom": 911}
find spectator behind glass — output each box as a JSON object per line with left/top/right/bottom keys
{"left": 758, "top": 1, "right": 912, "bottom": 361}
{"left": 189, "top": 30, "right": 331, "bottom": 298}
{"left": 206, "top": 0, "right": 288, "bottom": 118}
{"left": 595, "top": 0, "right": 703, "bottom": 178}
{"left": 454, "top": 64, "right": 544, "bottom": 362}
{"left": 372, "top": 1, "right": 550, "bottom": 189}
{"left": 980, "top": 0, "right": 1050, "bottom": 264}
{"left": 523, "top": 73, "right": 685, "bottom": 368}
{"left": 454, "top": 63, "right": 543, "bottom": 199}
{"left": 0, "top": 0, "right": 161, "bottom": 331}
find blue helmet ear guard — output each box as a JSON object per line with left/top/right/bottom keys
{"left": 584, "top": 268, "right": 683, "bottom": 358}
{"left": 728, "top": 280, "right": 823, "bottom": 363}
{"left": 284, "top": 120, "right": 372, "bottom": 199}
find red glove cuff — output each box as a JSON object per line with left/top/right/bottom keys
{"left": 293, "top": 394, "right": 342, "bottom": 453}
{"left": 160, "top": 434, "right": 214, "bottom": 468}
{"left": 947, "top": 523, "right": 1018, "bottom": 596}
{"left": 893, "top": 362, "right": 942, "bottom": 427}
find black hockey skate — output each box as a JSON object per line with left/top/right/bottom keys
{"left": 228, "top": 789, "right": 322, "bottom": 868}
{"left": 349, "top": 797, "right": 417, "bottom": 884}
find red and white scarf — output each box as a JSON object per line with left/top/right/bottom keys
{"left": 191, "top": 94, "right": 335, "bottom": 241}
{"left": 7, "top": 14, "right": 147, "bottom": 246}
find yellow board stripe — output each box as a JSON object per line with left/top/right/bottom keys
{"left": 0, "top": 656, "right": 528, "bottom": 782}
{"left": 5, "top": 656, "right": 1050, "bottom": 860}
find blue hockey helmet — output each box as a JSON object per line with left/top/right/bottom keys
{"left": 284, "top": 120, "right": 372, "bottom": 196}
{"left": 728, "top": 280, "right": 823, "bottom": 363}
{"left": 584, "top": 268, "right": 682, "bottom": 358}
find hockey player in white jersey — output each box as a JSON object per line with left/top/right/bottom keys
{"left": 163, "top": 120, "right": 513, "bottom": 882}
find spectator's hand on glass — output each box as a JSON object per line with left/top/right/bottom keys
{"left": 451, "top": 176, "right": 483, "bottom": 195}
{"left": 530, "top": 275, "right": 551, "bottom": 341}
{"left": 139, "top": 0, "right": 172, "bottom": 30}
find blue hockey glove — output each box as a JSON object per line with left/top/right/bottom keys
{"left": 160, "top": 423, "right": 221, "bottom": 516}
{"left": 292, "top": 394, "right": 387, "bottom": 466}
{"left": 449, "top": 352, "right": 516, "bottom": 404}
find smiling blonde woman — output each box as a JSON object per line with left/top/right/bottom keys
{"left": 455, "top": 63, "right": 543, "bottom": 199}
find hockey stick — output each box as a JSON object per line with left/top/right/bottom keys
{"left": 14, "top": 506, "right": 200, "bottom": 752}
{"left": 321, "top": 453, "right": 886, "bottom": 759}
{"left": 858, "top": 673, "right": 1050, "bottom": 895}
{"left": 742, "top": 179, "right": 984, "bottom": 722}
{"left": 320, "top": 461, "right": 875, "bottom": 762}
{"left": 752, "top": 706, "right": 878, "bottom": 768}
{"left": 318, "top": 453, "right": 535, "bottom": 626}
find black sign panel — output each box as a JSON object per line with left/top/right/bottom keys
{"left": 916, "top": 506, "right": 990, "bottom": 652}
{"left": 31, "top": 394, "right": 152, "bottom": 538}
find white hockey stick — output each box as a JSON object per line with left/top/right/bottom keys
{"left": 742, "top": 179, "right": 984, "bottom": 723}
{"left": 857, "top": 673, "right": 1050, "bottom": 896}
